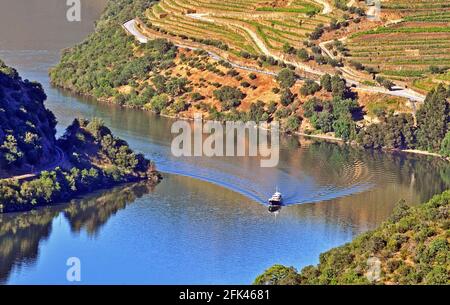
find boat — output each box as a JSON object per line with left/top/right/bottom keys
{"left": 268, "top": 204, "right": 282, "bottom": 213}
{"left": 268, "top": 188, "right": 283, "bottom": 206}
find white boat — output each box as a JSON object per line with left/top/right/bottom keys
{"left": 268, "top": 188, "right": 283, "bottom": 206}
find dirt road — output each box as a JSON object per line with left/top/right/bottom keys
{"left": 125, "top": 18, "right": 425, "bottom": 102}
{"left": 0, "top": 146, "right": 65, "bottom": 182}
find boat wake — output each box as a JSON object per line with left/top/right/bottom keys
{"left": 139, "top": 141, "right": 375, "bottom": 206}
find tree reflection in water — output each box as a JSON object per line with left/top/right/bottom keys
{"left": 0, "top": 182, "right": 156, "bottom": 283}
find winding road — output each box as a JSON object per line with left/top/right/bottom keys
{"left": 185, "top": 14, "right": 323, "bottom": 76}
{"left": 185, "top": 13, "right": 271, "bottom": 56}
{"left": 124, "top": 19, "right": 277, "bottom": 76}
{"left": 124, "top": 16, "right": 425, "bottom": 102}
{"left": 313, "top": 0, "right": 332, "bottom": 14}
{"left": 0, "top": 146, "right": 65, "bottom": 182}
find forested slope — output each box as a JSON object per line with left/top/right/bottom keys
{"left": 255, "top": 190, "right": 450, "bottom": 285}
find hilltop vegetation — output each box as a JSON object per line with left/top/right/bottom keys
{"left": 50, "top": 0, "right": 172, "bottom": 101}
{"left": 49, "top": 0, "right": 356, "bottom": 117}
{"left": 50, "top": 0, "right": 297, "bottom": 131}
{"left": 255, "top": 190, "right": 450, "bottom": 285}
{"left": 0, "top": 60, "right": 161, "bottom": 213}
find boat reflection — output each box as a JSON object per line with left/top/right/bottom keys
{"left": 268, "top": 204, "right": 282, "bottom": 214}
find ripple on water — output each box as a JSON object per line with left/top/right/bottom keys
{"left": 0, "top": 50, "right": 384, "bottom": 207}
{"left": 138, "top": 139, "right": 377, "bottom": 206}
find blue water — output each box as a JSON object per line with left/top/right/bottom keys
{"left": 3, "top": 177, "right": 356, "bottom": 284}
{"left": 1, "top": 50, "right": 449, "bottom": 284}
{"left": 0, "top": 50, "right": 375, "bottom": 205}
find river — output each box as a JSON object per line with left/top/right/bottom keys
{"left": 0, "top": 50, "right": 448, "bottom": 284}
{"left": 0, "top": 1, "right": 449, "bottom": 284}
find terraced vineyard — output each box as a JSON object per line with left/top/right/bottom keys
{"left": 346, "top": 0, "right": 450, "bottom": 91}
{"left": 144, "top": 0, "right": 334, "bottom": 55}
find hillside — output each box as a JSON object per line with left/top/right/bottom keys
{"left": 0, "top": 59, "right": 57, "bottom": 177}
{"left": 145, "top": 0, "right": 336, "bottom": 55}
{"left": 50, "top": 0, "right": 450, "bottom": 155}
{"left": 0, "top": 60, "right": 161, "bottom": 213}
{"left": 255, "top": 190, "right": 450, "bottom": 285}
{"left": 345, "top": 0, "right": 450, "bottom": 93}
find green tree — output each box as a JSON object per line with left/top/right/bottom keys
{"left": 333, "top": 117, "right": 356, "bottom": 141}
{"left": 416, "top": 85, "right": 449, "bottom": 151}
{"left": 311, "top": 111, "right": 334, "bottom": 133}
{"left": 331, "top": 74, "right": 346, "bottom": 98}
{"left": 285, "top": 115, "right": 302, "bottom": 133}
{"left": 86, "top": 118, "right": 106, "bottom": 139}
{"left": 276, "top": 68, "right": 296, "bottom": 88}
{"left": 440, "top": 131, "right": 450, "bottom": 157}
{"left": 213, "top": 86, "right": 245, "bottom": 102}
{"left": 302, "top": 98, "right": 322, "bottom": 118}
{"left": 320, "top": 74, "right": 332, "bottom": 92}
{"left": 0, "top": 135, "right": 24, "bottom": 167}
{"left": 300, "top": 79, "right": 321, "bottom": 96}
{"left": 172, "top": 99, "right": 188, "bottom": 113}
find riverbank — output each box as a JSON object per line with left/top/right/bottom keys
{"left": 50, "top": 81, "right": 450, "bottom": 162}
{"left": 1, "top": 58, "right": 163, "bottom": 213}
{"left": 50, "top": 31, "right": 449, "bottom": 162}
{"left": 0, "top": 170, "right": 161, "bottom": 214}
{"left": 3, "top": 47, "right": 450, "bottom": 284}
{"left": 402, "top": 149, "right": 448, "bottom": 160}
{"left": 255, "top": 189, "right": 450, "bottom": 285}
{"left": 297, "top": 132, "right": 449, "bottom": 160}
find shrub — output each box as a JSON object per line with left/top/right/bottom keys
{"left": 148, "top": 94, "right": 170, "bottom": 114}
{"left": 302, "top": 98, "right": 322, "bottom": 118}
{"left": 191, "top": 92, "right": 204, "bottom": 102}
{"left": 280, "top": 89, "right": 295, "bottom": 106}
{"left": 248, "top": 73, "right": 257, "bottom": 80}
{"left": 276, "top": 68, "right": 296, "bottom": 88}
{"left": 240, "top": 81, "right": 251, "bottom": 88}
{"left": 297, "top": 48, "right": 310, "bottom": 61}
{"left": 300, "top": 79, "right": 321, "bottom": 96}
{"left": 254, "top": 265, "right": 301, "bottom": 285}
{"left": 285, "top": 115, "right": 302, "bottom": 133}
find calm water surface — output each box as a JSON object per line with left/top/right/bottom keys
{"left": 0, "top": 50, "right": 449, "bottom": 284}
{"left": 0, "top": 0, "right": 107, "bottom": 50}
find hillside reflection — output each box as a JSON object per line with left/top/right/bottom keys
{"left": 0, "top": 182, "right": 156, "bottom": 283}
